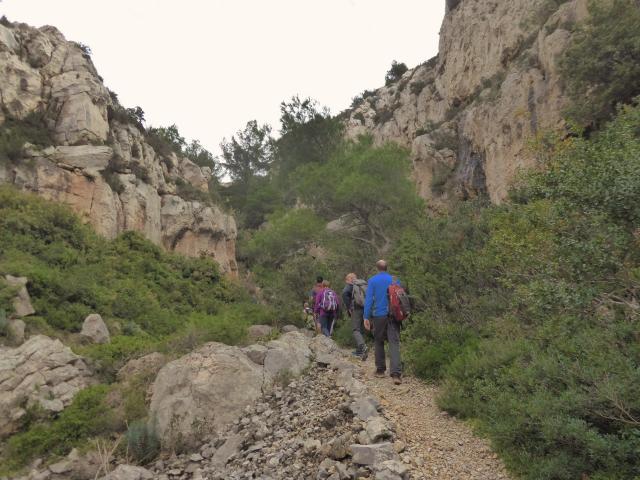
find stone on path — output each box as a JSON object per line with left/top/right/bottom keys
{"left": 350, "top": 443, "right": 398, "bottom": 466}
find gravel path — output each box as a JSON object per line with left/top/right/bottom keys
{"left": 351, "top": 351, "right": 513, "bottom": 480}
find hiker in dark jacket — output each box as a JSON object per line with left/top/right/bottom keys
{"left": 364, "top": 260, "right": 402, "bottom": 385}
{"left": 314, "top": 280, "right": 340, "bottom": 337}
{"left": 342, "top": 273, "right": 368, "bottom": 360}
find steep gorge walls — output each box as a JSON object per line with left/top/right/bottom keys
{"left": 346, "top": 0, "right": 588, "bottom": 208}
{"left": 0, "top": 21, "right": 237, "bottom": 273}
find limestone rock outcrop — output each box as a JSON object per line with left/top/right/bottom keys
{"left": 0, "top": 335, "right": 94, "bottom": 438}
{"left": 0, "top": 21, "right": 237, "bottom": 274}
{"left": 80, "top": 313, "right": 110, "bottom": 344}
{"left": 5, "top": 275, "right": 35, "bottom": 318}
{"left": 345, "top": 0, "right": 589, "bottom": 207}
{"left": 148, "top": 332, "right": 313, "bottom": 449}
{"left": 149, "top": 342, "right": 265, "bottom": 449}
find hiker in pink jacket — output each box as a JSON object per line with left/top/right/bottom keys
{"left": 313, "top": 280, "right": 340, "bottom": 337}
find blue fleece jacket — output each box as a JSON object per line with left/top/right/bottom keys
{"left": 364, "top": 271, "right": 397, "bottom": 319}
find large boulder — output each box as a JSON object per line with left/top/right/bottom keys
{"left": 6, "top": 318, "right": 26, "bottom": 345}
{"left": 5, "top": 275, "right": 35, "bottom": 317}
{"left": 116, "top": 352, "right": 166, "bottom": 381}
{"left": 0, "top": 335, "right": 94, "bottom": 438}
{"left": 263, "top": 332, "right": 312, "bottom": 382}
{"left": 148, "top": 332, "right": 317, "bottom": 449}
{"left": 246, "top": 324, "right": 274, "bottom": 341}
{"left": 148, "top": 342, "right": 264, "bottom": 449}
{"left": 80, "top": 313, "right": 110, "bottom": 344}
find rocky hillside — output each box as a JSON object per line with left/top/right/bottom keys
{"left": 0, "top": 21, "right": 237, "bottom": 274}
{"left": 345, "top": 0, "right": 588, "bottom": 207}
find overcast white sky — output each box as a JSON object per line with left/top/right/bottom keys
{"left": 1, "top": 0, "right": 443, "bottom": 155}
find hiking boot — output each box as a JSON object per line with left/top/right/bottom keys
{"left": 392, "top": 375, "right": 402, "bottom": 385}
{"left": 374, "top": 370, "right": 386, "bottom": 378}
{"left": 360, "top": 344, "right": 369, "bottom": 362}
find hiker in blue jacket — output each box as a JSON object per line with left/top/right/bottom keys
{"left": 364, "top": 260, "right": 402, "bottom": 385}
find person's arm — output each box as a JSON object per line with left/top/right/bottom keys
{"left": 363, "top": 279, "right": 374, "bottom": 330}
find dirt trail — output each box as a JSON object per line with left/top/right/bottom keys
{"left": 350, "top": 351, "right": 513, "bottom": 480}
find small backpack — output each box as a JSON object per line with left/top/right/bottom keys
{"left": 320, "top": 288, "right": 339, "bottom": 312}
{"left": 388, "top": 284, "right": 411, "bottom": 321}
{"left": 352, "top": 279, "right": 368, "bottom": 308}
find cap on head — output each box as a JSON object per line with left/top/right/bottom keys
{"left": 376, "top": 260, "right": 388, "bottom": 271}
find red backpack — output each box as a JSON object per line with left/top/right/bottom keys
{"left": 388, "top": 284, "right": 411, "bottom": 321}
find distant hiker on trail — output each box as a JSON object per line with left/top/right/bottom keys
{"left": 302, "top": 301, "right": 315, "bottom": 331}
{"left": 314, "top": 280, "right": 340, "bottom": 337}
{"left": 364, "top": 260, "right": 403, "bottom": 385}
{"left": 342, "top": 273, "right": 369, "bottom": 360}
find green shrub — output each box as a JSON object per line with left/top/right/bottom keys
{"left": 404, "top": 315, "right": 479, "bottom": 380}
{"left": 174, "top": 178, "right": 212, "bottom": 204}
{"left": 107, "top": 105, "right": 145, "bottom": 131}
{"left": 125, "top": 420, "right": 160, "bottom": 464}
{"left": 385, "top": 61, "right": 408, "bottom": 86}
{"left": 0, "top": 186, "right": 235, "bottom": 336}
{"left": 130, "top": 162, "right": 152, "bottom": 184}
{"left": 0, "top": 112, "right": 53, "bottom": 165}
{"left": 2, "top": 385, "right": 117, "bottom": 472}
{"left": 0, "top": 309, "right": 8, "bottom": 337}
{"left": 78, "top": 335, "right": 157, "bottom": 379}
{"left": 410, "top": 80, "right": 427, "bottom": 96}
{"left": 395, "top": 103, "right": 640, "bottom": 479}
{"left": 560, "top": 0, "right": 640, "bottom": 128}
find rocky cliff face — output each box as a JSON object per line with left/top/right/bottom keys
{"left": 0, "top": 21, "right": 237, "bottom": 274}
{"left": 346, "top": 0, "right": 588, "bottom": 207}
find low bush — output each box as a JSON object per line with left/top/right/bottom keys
{"left": 107, "top": 105, "right": 145, "bottom": 131}
{"left": 0, "top": 112, "right": 53, "bottom": 165}
{"left": 125, "top": 420, "right": 160, "bottom": 464}
{"left": 174, "top": 178, "right": 212, "bottom": 204}
{"left": 560, "top": 0, "right": 640, "bottom": 129}
{"left": 385, "top": 61, "right": 408, "bottom": 86}
{"left": 2, "top": 385, "right": 118, "bottom": 472}
{"left": 410, "top": 80, "right": 427, "bottom": 96}
{"left": 0, "top": 187, "right": 238, "bottom": 335}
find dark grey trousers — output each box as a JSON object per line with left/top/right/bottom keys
{"left": 351, "top": 307, "right": 365, "bottom": 350}
{"left": 372, "top": 315, "right": 402, "bottom": 376}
